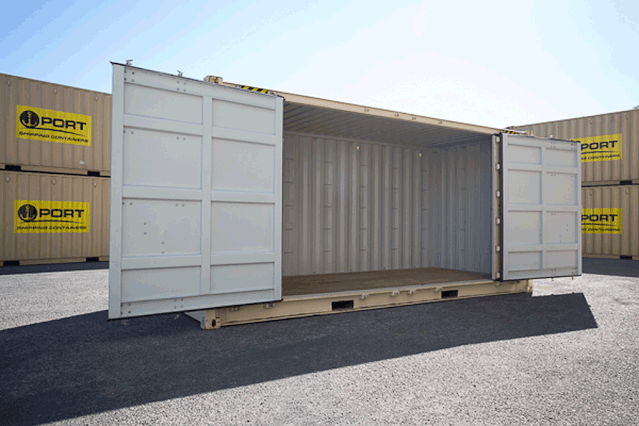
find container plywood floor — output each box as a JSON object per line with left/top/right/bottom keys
{"left": 282, "top": 268, "right": 490, "bottom": 296}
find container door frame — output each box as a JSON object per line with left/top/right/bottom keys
{"left": 109, "top": 64, "right": 283, "bottom": 319}
{"left": 499, "top": 133, "right": 581, "bottom": 280}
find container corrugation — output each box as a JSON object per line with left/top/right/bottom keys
{"left": 282, "top": 132, "right": 492, "bottom": 276}
{"left": 582, "top": 185, "right": 639, "bottom": 258}
{"left": 0, "top": 73, "right": 111, "bottom": 175}
{"left": 513, "top": 109, "right": 639, "bottom": 185}
{"left": 1, "top": 171, "right": 110, "bottom": 263}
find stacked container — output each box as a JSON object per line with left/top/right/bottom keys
{"left": 513, "top": 109, "right": 639, "bottom": 259}
{"left": 1, "top": 73, "right": 110, "bottom": 265}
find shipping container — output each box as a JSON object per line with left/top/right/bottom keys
{"left": 512, "top": 109, "right": 639, "bottom": 186}
{"left": 1, "top": 171, "right": 109, "bottom": 265}
{"left": 582, "top": 185, "right": 639, "bottom": 259}
{"left": 1, "top": 73, "right": 111, "bottom": 176}
{"left": 108, "top": 64, "right": 582, "bottom": 328}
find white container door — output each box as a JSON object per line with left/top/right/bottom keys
{"left": 109, "top": 64, "right": 283, "bottom": 319}
{"left": 501, "top": 133, "right": 581, "bottom": 280}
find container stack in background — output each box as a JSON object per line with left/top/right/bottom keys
{"left": 513, "top": 109, "right": 639, "bottom": 260}
{"left": 1, "top": 73, "right": 111, "bottom": 265}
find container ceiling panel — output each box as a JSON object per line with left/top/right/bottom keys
{"left": 283, "top": 102, "right": 496, "bottom": 148}
{"left": 204, "top": 76, "right": 502, "bottom": 149}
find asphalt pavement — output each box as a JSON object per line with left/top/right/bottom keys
{"left": 1, "top": 258, "right": 638, "bottom": 425}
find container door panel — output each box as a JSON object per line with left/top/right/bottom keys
{"left": 109, "top": 64, "right": 283, "bottom": 319}
{"left": 502, "top": 134, "right": 581, "bottom": 280}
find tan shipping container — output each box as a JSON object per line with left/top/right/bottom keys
{"left": 513, "top": 109, "right": 639, "bottom": 185}
{"left": 0, "top": 73, "right": 111, "bottom": 176}
{"left": 1, "top": 171, "right": 109, "bottom": 265}
{"left": 582, "top": 185, "right": 639, "bottom": 259}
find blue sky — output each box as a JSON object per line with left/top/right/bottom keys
{"left": 2, "top": 0, "right": 637, "bottom": 128}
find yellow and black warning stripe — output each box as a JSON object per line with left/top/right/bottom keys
{"left": 502, "top": 130, "right": 521, "bottom": 135}
{"left": 241, "top": 86, "right": 269, "bottom": 94}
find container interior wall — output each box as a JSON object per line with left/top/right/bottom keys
{"left": 282, "top": 132, "right": 493, "bottom": 277}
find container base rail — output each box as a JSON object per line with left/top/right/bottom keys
{"left": 583, "top": 254, "right": 639, "bottom": 261}
{"left": 185, "top": 268, "right": 532, "bottom": 330}
{"left": 1, "top": 256, "right": 109, "bottom": 267}
{"left": 1, "top": 163, "right": 110, "bottom": 177}
{"left": 582, "top": 180, "right": 639, "bottom": 187}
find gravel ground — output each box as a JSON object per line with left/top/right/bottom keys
{"left": 1, "top": 258, "right": 638, "bottom": 425}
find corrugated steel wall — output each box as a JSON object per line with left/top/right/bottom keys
{"left": 582, "top": 185, "right": 639, "bottom": 258}
{"left": 1, "top": 171, "right": 110, "bottom": 263}
{"left": 514, "top": 109, "right": 639, "bottom": 185}
{"left": 0, "top": 73, "right": 111, "bottom": 175}
{"left": 282, "top": 132, "right": 492, "bottom": 276}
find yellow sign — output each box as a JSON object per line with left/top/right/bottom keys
{"left": 16, "top": 105, "right": 92, "bottom": 146}
{"left": 582, "top": 208, "right": 622, "bottom": 234}
{"left": 576, "top": 134, "right": 622, "bottom": 163}
{"left": 14, "top": 200, "right": 90, "bottom": 233}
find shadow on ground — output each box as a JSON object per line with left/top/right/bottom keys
{"left": 582, "top": 257, "right": 639, "bottom": 278}
{"left": 0, "top": 292, "right": 597, "bottom": 425}
{"left": 0, "top": 261, "right": 109, "bottom": 276}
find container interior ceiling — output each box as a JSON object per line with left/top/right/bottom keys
{"left": 283, "top": 101, "right": 496, "bottom": 148}
{"left": 280, "top": 99, "right": 499, "bottom": 292}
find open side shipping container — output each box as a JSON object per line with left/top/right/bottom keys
{"left": 108, "top": 64, "right": 581, "bottom": 328}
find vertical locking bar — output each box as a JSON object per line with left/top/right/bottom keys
{"left": 491, "top": 134, "right": 503, "bottom": 280}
